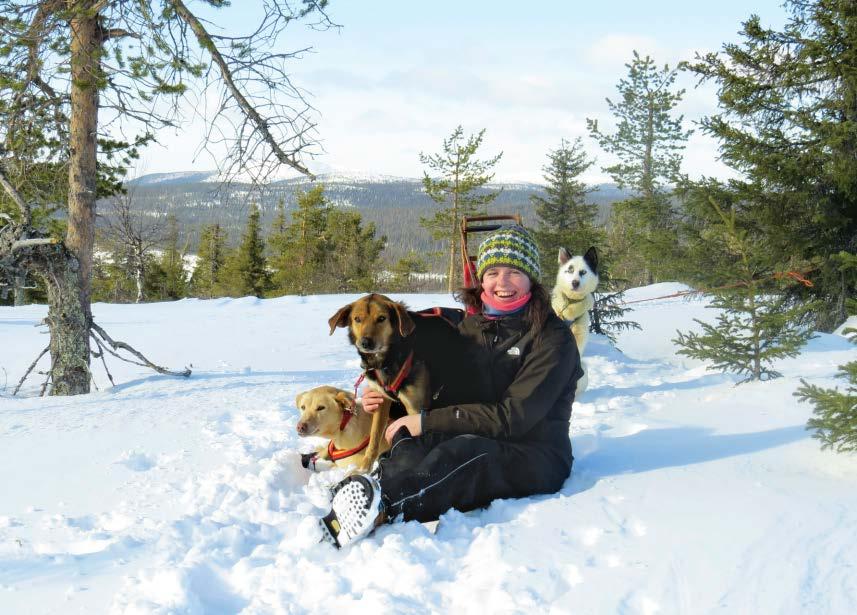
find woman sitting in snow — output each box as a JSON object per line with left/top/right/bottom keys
{"left": 319, "top": 225, "right": 583, "bottom": 547}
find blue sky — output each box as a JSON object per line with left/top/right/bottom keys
{"left": 136, "top": 0, "right": 791, "bottom": 183}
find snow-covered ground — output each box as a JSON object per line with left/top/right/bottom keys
{"left": 1, "top": 285, "right": 855, "bottom": 614}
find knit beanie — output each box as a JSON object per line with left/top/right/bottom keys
{"left": 476, "top": 225, "right": 541, "bottom": 282}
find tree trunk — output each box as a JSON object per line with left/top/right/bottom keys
{"left": 27, "top": 246, "right": 90, "bottom": 395}
{"left": 13, "top": 271, "right": 26, "bottom": 306}
{"left": 447, "top": 156, "right": 461, "bottom": 293}
{"left": 58, "top": 3, "right": 101, "bottom": 394}
{"left": 134, "top": 252, "right": 144, "bottom": 304}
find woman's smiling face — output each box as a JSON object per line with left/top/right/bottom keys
{"left": 481, "top": 266, "right": 532, "bottom": 303}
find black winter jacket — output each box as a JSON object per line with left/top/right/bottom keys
{"left": 422, "top": 310, "right": 582, "bottom": 463}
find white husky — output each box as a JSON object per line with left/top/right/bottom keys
{"left": 551, "top": 246, "right": 599, "bottom": 396}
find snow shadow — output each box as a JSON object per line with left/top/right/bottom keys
{"left": 588, "top": 372, "right": 732, "bottom": 398}
{"left": 573, "top": 424, "right": 807, "bottom": 485}
{"left": 109, "top": 368, "right": 358, "bottom": 395}
{"left": 801, "top": 333, "right": 855, "bottom": 353}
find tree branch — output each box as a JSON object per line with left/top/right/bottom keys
{"left": 170, "top": 0, "right": 314, "bottom": 178}
{"left": 0, "top": 164, "right": 32, "bottom": 225}
{"left": 11, "top": 237, "right": 59, "bottom": 251}
{"left": 12, "top": 345, "right": 49, "bottom": 396}
{"left": 90, "top": 321, "right": 191, "bottom": 378}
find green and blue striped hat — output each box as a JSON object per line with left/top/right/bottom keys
{"left": 476, "top": 225, "right": 541, "bottom": 282}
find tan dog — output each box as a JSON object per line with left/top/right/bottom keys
{"left": 295, "top": 385, "right": 389, "bottom": 470}
{"left": 329, "top": 294, "right": 469, "bottom": 472}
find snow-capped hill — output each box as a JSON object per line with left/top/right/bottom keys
{"left": 128, "top": 170, "right": 219, "bottom": 185}
{"left": 278, "top": 171, "right": 420, "bottom": 186}
{"left": 129, "top": 167, "right": 421, "bottom": 187}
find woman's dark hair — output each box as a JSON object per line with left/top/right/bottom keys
{"left": 454, "top": 280, "right": 553, "bottom": 335}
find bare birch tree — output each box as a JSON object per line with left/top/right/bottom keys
{"left": 100, "top": 186, "right": 167, "bottom": 303}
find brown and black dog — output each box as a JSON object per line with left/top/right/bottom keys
{"left": 328, "top": 293, "right": 470, "bottom": 471}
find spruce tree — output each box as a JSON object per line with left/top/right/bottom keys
{"left": 687, "top": 0, "right": 857, "bottom": 331}
{"left": 531, "top": 138, "right": 603, "bottom": 283}
{"left": 796, "top": 253, "right": 857, "bottom": 453}
{"left": 325, "top": 209, "right": 386, "bottom": 293}
{"left": 673, "top": 196, "right": 818, "bottom": 383}
{"left": 225, "top": 204, "right": 269, "bottom": 298}
{"left": 387, "top": 251, "right": 429, "bottom": 293}
{"left": 158, "top": 214, "right": 188, "bottom": 300}
{"left": 191, "top": 223, "right": 226, "bottom": 299}
{"left": 591, "top": 284, "right": 641, "bottom": 344}
{"left": 588, "top": 52, "right": 692, "bottom": 285}
{"left": 420, "top": 126, "right": 503, "bottom": 291}
{"left": 798, "top": 360, "right": 857, "bottom": 453}
{"left": 269, "top": 186, "right": 329, "bottom": 295}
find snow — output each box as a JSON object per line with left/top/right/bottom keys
{"left": 128, "top": 171, "right": 219, "bottom": 186}
{"left": 131, "top": 166, "right": 420, "bottom": 187}
{"left": 1, "top": 287, "right": 856, "bottom": 614}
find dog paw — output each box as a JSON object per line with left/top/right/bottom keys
{"left": 300, "top": 452, "right": 319, "bottom": 470}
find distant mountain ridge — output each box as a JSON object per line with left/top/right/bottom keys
{"left": 115, "top": 171, "right": 630, "bottom": 263}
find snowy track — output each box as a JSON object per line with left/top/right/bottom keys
{"left": 2, "top": 287, "right": 856, "bottom": 614}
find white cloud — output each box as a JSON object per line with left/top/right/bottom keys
{"left": 584, "top": 34, "right": 671, "bottom": 69}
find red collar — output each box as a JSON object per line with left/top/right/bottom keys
{"left": 353, "top": 351, "right": 415, "bottom": 398}
{"left": 339, "top": 407, "right": 354, "bottom": 431}
{"left": 328, "top": 436, "right": 370, "bottom": 461}
{"left": 383, "top": 351, "right": 414, "bottom": 393}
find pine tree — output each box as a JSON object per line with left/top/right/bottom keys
{"left": 591, "top": 283, "right": 641, "bottom": 343}
{"left": 687, "top": 0, "right": 857, "bottom": 331}
{"left": 0, "top": 1, "right": 329, "bottom": 395}
{"left": 158, "top": 214, "right": 187, "bottom": 300}
{"left": 324, "top": 208, "right": 386, "bottom": 292}
{"left": 796, "top": 253, "right": 857, "bottom": 453}
{"left": 588, "top": 52, "right": 692, "bottom": 285}
{"left": 673, "top": 196, "right": 818, "bottom": 383}
{"left": 387, "top": 251, "right": 429, "bottom": 293}
{"left": 798, "top": 361, "right": 857, "bottom": 453}
{"left": 531, "top": 138, "right": 603, "bottom": 283}
{"left": 191, "top": 223, "right": 226, "bottom": 299}
{"left": 269, "top": 186, "right": 329, "bottom": 295}
{"left": 224, "top": 204, "right": 269, "bottom": 298}
{"left": 420, "top": 126, "right": 503, "bottom": 291}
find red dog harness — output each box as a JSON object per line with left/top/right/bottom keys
{"left": 327, "top": 436, "right": 370, "bottom": 461}
{"left": 333, "top": 351, "right": 414, "bottom": 463}
{"left": 352, "top": 350, "right": 415, "bottom": 400}
{"left": 326, "top": 405, "right": 370, "bottom": 461}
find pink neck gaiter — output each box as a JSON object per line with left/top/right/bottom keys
{"left": 480, "top": 290, "right": 532, "bottom": 314}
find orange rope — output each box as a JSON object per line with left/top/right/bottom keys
{"left": 617, "top": 270, "right": 815, "bottom": 306}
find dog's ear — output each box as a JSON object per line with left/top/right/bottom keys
{"left": 558, "top": 247, "right": 571, "bottom": 265}
{"left": 389, "top": 300, "right": 416, "bottom": 337}
{"left": 334, "top": 390, "right": 356, "bottom": 413}
{"left": 583, "top": 246, "right": 598, "bottom": 274}
{"left": 328, "top": 303, "right": 352, "bottom": 335}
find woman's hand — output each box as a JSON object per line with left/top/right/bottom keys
{"left": 360, "top": 389, "right": 386, "bottom": 414}
{"left": 385, "top": 414, "right": 422, "bottom": 444}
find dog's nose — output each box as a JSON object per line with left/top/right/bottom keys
{"left": 360, "top": 337, "right": 375, "bottom": 350}
{"left": 572, "top": 279, "right": 580, "bottom": 289}
{"left": 296, "top": 422, "right": 307, "bottom": 435}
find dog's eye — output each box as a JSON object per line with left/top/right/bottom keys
{"left": 353, "top": 316, "right": 362, "bottom": 323}
{"left": 377, "top": 315, "right": 387, "bottom": 323}
{"left": 316, "top": 405, "right": 325, "bottom": 412}
{"left": 579, "top": 270, "right": 586, "bottom": 276}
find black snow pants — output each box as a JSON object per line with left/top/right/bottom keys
{"left": 377, "top": 427, "right": 572, "bottom": 523}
